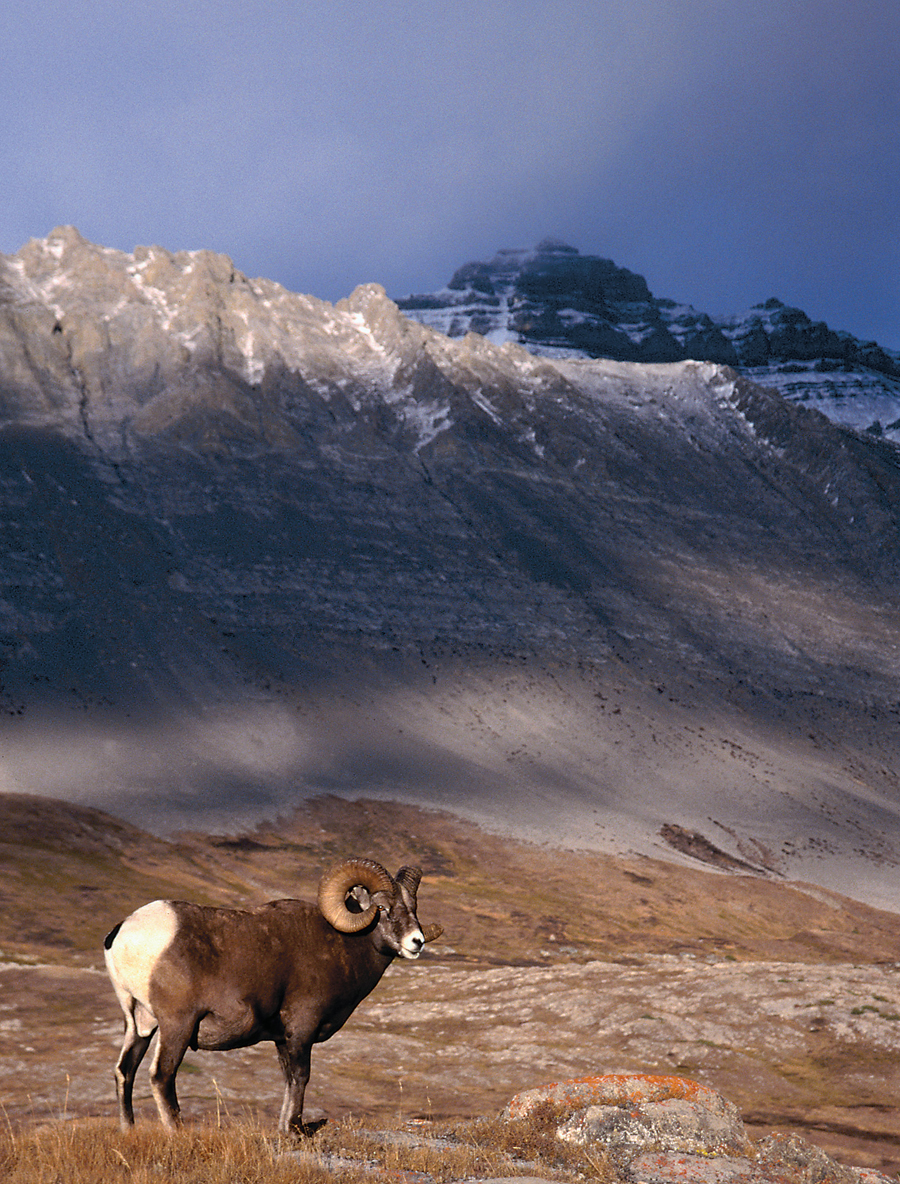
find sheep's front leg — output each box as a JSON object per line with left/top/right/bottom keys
{"left": 149, "top": 1020, "right": 194, "bottom": 1132}
{"left": 275, "top": 1038, "right": 312, "bottom": 1136}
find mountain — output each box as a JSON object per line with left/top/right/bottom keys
{"left": 2, "top": 226, "right": 900, "bottom": 912}
{"left": 397, "top": 238, "right": 900, "bottom": 441}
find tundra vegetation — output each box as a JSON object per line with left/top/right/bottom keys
{"left": 0, "top": 1107, "right": 613, "bottom": 1184}
{"left": 2, "top": 793, "right": 900, "bottom": 1177}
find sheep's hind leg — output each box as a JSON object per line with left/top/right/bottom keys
{"left": 148, "top": 1019, "right": 194, "bottom": 1132}
{"left": 113, "top": 1002, "right": 154, "bottom": 1131}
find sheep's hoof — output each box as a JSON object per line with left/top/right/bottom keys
{"left": 298, "top": 1118, "right": 328, "bottom": 1136}
{"left": 283, "top": 1117, "right": 328, "bottom": 1140}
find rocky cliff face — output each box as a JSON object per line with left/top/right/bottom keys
{"left": 398, "top": 238, "right": 900, "bottom": 441}
{"left": 2, "top": 227, "right": 900, "bottom": 910}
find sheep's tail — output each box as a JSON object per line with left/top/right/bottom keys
{"left": 104, "top": 922, "right": 123, "bottom": 950}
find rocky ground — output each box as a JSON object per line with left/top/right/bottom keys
{"left": 7, "top": 953, "right": 900, "bottom": 1172}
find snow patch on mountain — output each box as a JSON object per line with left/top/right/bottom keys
{"left": 398, "top": 241, "right": 900, "bottom": 443}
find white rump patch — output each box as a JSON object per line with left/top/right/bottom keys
{"left": 105, "top": 900, "right": 178, "bottom": 1034}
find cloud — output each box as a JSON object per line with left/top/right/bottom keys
{"left": 2, "top": 1, "right": 898, "bottom": 347}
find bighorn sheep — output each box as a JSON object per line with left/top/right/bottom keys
{"left": 103, "top": 858, "right": 442, "bottom": 1135}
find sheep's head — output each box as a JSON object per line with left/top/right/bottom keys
{"left": 318, "top": 858, "right": 443, "bottom": 959}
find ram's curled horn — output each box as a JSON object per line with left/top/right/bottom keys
{"left": 421, "top": 922, "right": 444, "bottom": 943}
{"left": 395, "top": 866, "right": 423, "bottom": 897}
{"left": 317, "top": 858, "right": 395, "bottom": 933}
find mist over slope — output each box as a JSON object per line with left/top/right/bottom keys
{"left": 1, "top": 227, "right": 900, "bottom": 909}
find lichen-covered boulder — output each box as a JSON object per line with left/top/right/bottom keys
{"left": 558, "top": 1095, "right": 749, "bottom": 1157}
{"left": 505, "top": 1074, "right": 749, "bottom": 1159}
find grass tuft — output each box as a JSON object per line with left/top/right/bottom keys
{"left": 452, "top": 1103, "right": 616, "bottom": 1180}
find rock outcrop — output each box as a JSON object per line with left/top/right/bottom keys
{"left": 502, "top": 1075, "right": 892, "bottom": 1183}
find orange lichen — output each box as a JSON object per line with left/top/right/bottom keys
{"left": 505, "top": 1073, "right": 722, "bottom": 1120}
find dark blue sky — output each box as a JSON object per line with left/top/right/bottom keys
{"left": 3, "top": 1, "right": 898, "bottom": 348}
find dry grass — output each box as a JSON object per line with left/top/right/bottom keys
{"left": 447, "top": 1104, "right": 617, "bottom": 1181}
{"left": 0, "top": 1109, "right": 617, "bottom": 1184}
{"left": 0, "top": 1118, "right": 330, "bottom": 1184}
{"left": 312, "top": 1107, "right": 616, "bottom": 1181}
{"left": 0, "top": 1108, "right": 620, "bottom": 1184}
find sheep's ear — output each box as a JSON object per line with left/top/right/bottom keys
{"left": 347, "top": 885, "right": 372, "bottom": 912}
{"left": 395, "top": 866, "right": 422, "bottom": 898}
